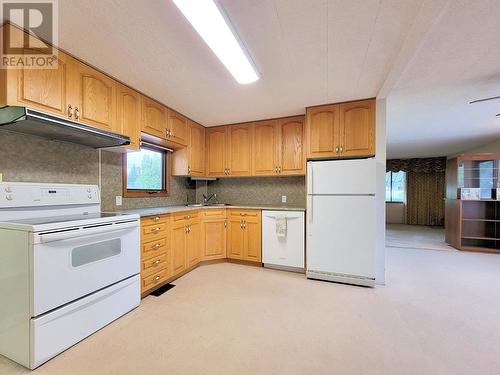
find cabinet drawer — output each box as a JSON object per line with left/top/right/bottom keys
{"left": 141, "top": 252, "right": 168, "bottom": 277}
{"left": 142, "top": 222, "right": 168, "bottom": 241}
{"left": 172, "top": 210, "right": 199, "bottom": 222}
{"left": 141, "top": 238, "right": 168, "bottom": 259}
{"left": 201, "top": 208, "right": 226, "bottom": 219}
{"left": 141, "top": 214, "right": 169, "bottom": 225}
{"left": 229, "top": 209, "right": 260, "bottom": 218}
{"left": 142, "top": 268, "right": 169, "bottom": 292}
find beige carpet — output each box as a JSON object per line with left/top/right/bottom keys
{"left": 2, "top": 247, "right": 500, "bottom": 375}
{"left": 386, "top": 224, "right": 454, "bottom": 251}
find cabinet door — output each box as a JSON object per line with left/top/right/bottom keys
{"left": 306, "top": 104, "right": 340, "bottom": 158}
{"left": 67, "top": 61, "right": 117, "bottom": 132}
{"left": 243, "top": 217, "right": 262, "bottom": 263}
{"left": 116, "top": 83, "right": 141, "bottom": 150}
{"left": 227, "top": 123, "right": 252, "bottom": 176}
{"left": 188, "top": 121, "right": 205, "bottom": 176}
{"left": 206, "top": 127, "right": 227, "bottom": 177}
{"left": 141, "top": 96, "right": 167, "bottom": 139}
{"left": 168, "top": 109, "right": 187, "bottom": 145}
{"left": 186, "top": 221, "right": 201, "bottom": 267}
{"left": 339, "top": 99, "right": 375, "bottom": 157}
{"left": 278, "top": 116, "right": 305, "bottom": 175}
{"left": 171, "top": 222, "right": 187, "bottom": 276}
{"left": 202, "top": 219, "right": 227, "bottom": 260}
{"left": 252, "top": 120, "right": 279, "bottom": 176}
{"left": 227, "top": 218, "right": 244, "bottom": 259}
{"left": 10, "top": 50, "right": 71, "bottom": 117}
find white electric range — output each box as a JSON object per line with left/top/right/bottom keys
{"left": 0, "top": 182, "right": 140, "bottom": 369}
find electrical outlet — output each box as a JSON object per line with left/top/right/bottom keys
{"left": 115, "top": 196, "right": 123, "bottom": 206}
{"left": 0, "top": 173, "right": 2, "bottom": 182}
{"left": 281, "top": 195, "right": 287, "bottom": 203}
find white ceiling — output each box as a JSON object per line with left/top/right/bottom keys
{"left": 58, "top": 0, "right": 500, "bottom": 158}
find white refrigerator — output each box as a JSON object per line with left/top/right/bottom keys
{"left": 306, "top": 158, "right": 376, "bottom": 287}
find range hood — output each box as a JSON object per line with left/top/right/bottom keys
{"left": 0, "top": 106, "right": 130, "bottom": 148}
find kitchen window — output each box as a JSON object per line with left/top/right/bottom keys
{"left": 123, "top": 146, "right": 170, "bottom": 198}
{"left": 385, "top": 171, "right": 406, "bottom": 203}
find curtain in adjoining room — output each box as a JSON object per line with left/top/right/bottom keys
{"left": 387, "top": 157, "right": 446, "bottom": 226}
{"left": 406, "top": 171, "right": 445, "bottom": 226}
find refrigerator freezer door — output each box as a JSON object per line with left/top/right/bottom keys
{"left": 306, "top": 195, "right": 376, "bottom": 282}
{"left": 307, "top": 159, "right": 376, "bottom": 195}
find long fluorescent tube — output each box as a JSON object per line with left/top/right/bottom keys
{"left": 173, "top": 0, "right": 259, "bottom": 84}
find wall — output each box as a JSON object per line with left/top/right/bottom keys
{"left": 453, "top": 136, "right": 500, "bottom": 155}
{"left": 375, "top": 98, "right": 387, "bottom": 285}
{"left": 100, "top": 151, "right": 195, "bottom": 211}
{"left": 202, "top": 176, "right": 306, "bottom": 207}
{"left": 386, "top": 202, "right": 405, "bottom": 224}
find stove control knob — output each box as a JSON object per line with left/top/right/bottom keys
{"left": 6, "top": 194, "right": 13, "bottom": 201}
{"left": 88, "top": 194, "right": 92, "bottom": 199}
{"left": 87, "top": 188, "right": 92, "bottom": 193}
{"left": 5, "top": 187, "right": 12, "bottom": 193}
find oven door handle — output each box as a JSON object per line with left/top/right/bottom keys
{"left": 36, "top": 221, "right": 139, "bottom": 243}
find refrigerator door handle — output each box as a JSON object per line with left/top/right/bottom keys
{"left": 307, "top": 163, "right": 313, "bottom": 194}
{"left": 307, "top": 195, "right": 313, "bottom": 223}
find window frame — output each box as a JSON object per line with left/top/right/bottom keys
{"left": 122, "top": 145, "right": 171, "bottom": 198}
{"left": 385, "top": 171, "right": 406, "bottom": 203}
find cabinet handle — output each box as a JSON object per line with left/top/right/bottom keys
{"left": 278, "top": 166, "right": 281, "bottom": 174}
{"left": 240, "top": 220, "right": 243, "bottom": 228}
{"left": 153, "top": 216, "right": 160, "bottom": 222}
{"left": 152, "top": 227, "right": 161, "bottom": 233}
{"left": 188, "top": 225, "right": 191, "bottom": 233}
{"left": 153, "top": 243, "right": 161, "bottom": 249}
{"left": 275, "top": 166, "right": 278, "bottom": 174}
{"left": 243, "top": 220, "right": 246, "bottom": 229}
{"left": 67, "top": 104, "right": 73, "bottom": 118}
{"left": 153, "top": 275, "right": 161, "bottom": 282}
{"left": 74, "top": 107, "right": 79, "bottom": 120}
{"left": 224, "top": 220, "right": 227, "bottom": 228}
{"left": 188, "top": 166, "right": 191, "bottom": 173}
{"left": 339, "top": 146, "right": 343, "bottom": 153}
{"left": 335, "top": 145, "right": 339, "bottom": 154}
{"left": 153, "top": 259, "right": 161, "bottom": 266}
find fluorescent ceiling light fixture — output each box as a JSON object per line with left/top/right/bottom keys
{"left": 173, "top": 0, "right": 259, "bottom": 84}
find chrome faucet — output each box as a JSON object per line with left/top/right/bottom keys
{"left": 203, "top": 193, "right": 217, "bottom": 205}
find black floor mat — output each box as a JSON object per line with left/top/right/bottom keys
{"left": 151, "top": 284, "right": 175, "bottom": 297}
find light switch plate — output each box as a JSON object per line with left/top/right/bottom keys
{"left": 116, "top": 196, "right": 123, "bottom": 206}
{"left": 281, "top": 195, "right": 287, "bottom": 203}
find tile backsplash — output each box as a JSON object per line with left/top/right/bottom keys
{"left": 0, "top": 131, "right": 306, "bottom": 211}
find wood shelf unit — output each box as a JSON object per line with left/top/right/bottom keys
{"left": 446, "top": 153, "right": 500, "bottom": 253}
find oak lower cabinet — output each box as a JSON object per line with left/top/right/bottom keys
{"left": 227, "top": 209, "right": 262, "bottom": 263}
{"left": 306, "top": 98, "right": 375, "bottom": 159}
{"left": 140, "top": 215, "right": 171, "bottom": 295}
{"left": 201, "top": 209, "right": 227, "bottom": 261}
{"left": 170, "top": 211, "right": 201, "bottom": 277}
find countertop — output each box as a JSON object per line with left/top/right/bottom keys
{"left": 111, "top": 204, "right": 306, "bottom": 218}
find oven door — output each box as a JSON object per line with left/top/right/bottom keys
{"left": 31, "top": 220, "right": 140, "bottom": 317}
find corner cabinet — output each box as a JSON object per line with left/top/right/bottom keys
{"left": 306, "top": 99, "right": 375, "bottom": 159}
{"left": 172, "top": 120, "right": 205, "bottom": 176}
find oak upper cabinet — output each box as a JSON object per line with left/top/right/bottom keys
{"left": 306, "top": 104, "right": 340, "bottom": 158}
{"left": 206, "top": 126, "right": 228, "bottom": 177}
{"left": 201, "top": 209, "right": 227, "bottom": 261}
{"left": 167, "top": 109, "right": 187, "bottom": 146}
{"left": 252, "top": 120, "right": 279, "bottom": 176}
{"left": 116, "top": 83, "right": 141, "bottom": 150}
{"left": 338, "top": 99, "right": 375, "bottom": 157}
{"left": 278, "top": 116, "right": 305, "bottom": 175}
{"left": 171, "top": 120, "right": 205, "bottom": 176}
{"left": 305, "top": 99, "right": 375, "bottom": 159}
{"left": 188, "top": 121, "right": 205, "bottom": 176}
{"left": 66, "top": 60, "right": 117, "bottom": 132}
{"left": 171, "top": 221, "right": 187, "bottom": 276}
{"left": 3, "top": 49, "right": 71, "bottom": 117}
{"left": 227, "top": 209, "right": 262, "bottom": 263}
{"left": 227, "top": 123, "right": 253, "bottom": 176}
{"left": 141, "top": 96, "right": 168, "bottom": 139}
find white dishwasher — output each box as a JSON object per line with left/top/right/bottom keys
{"left": 262, "top": 210, "right": 305, "bottom": 272}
